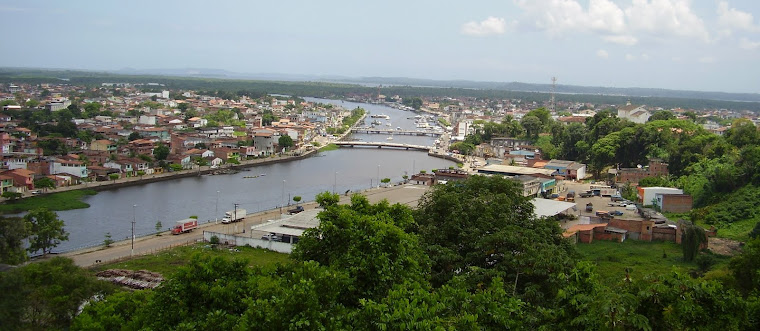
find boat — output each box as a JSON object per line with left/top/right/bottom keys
{"left": 371, "top": 119, "right": 382, "bottom": 125}
{"left": 387, "top": 136, "right": 393, "bottom": 140}
{"left": 370, "top": 114, "right": 390, "bottom": 119}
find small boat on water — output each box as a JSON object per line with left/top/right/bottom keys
{"left": 387, "top": 136, "right": 393, "bottom": 140}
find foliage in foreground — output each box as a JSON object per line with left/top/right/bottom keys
{"left": 0, "top": 257, "right": 114, "bottom": 331}
{"left": 2, "top": 177, "right": 758, "bottom": 329}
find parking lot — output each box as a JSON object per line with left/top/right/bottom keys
{"left": 563, "top": 181, "right": 644, "bottom": 225}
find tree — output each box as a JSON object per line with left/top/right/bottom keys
{"left": 381, "top": 177, "right": 391, "bottom": 186}
{"left": 292, "top": 194, "right": 428, "bottom": 304}
{"left": 315, "top": 191, "right": 339, "bottom": 208}
{"left": 414, "top": 175, "right": 576, "bottom": 304}
{"left": 520, "top": 115, "right": 542, "bottom": 140}
{"left": 34, "top": 177, "right": 56, "bottom": 191}
{"left": 293, "top": 196, "right": 302, "bottom": 206}
{"left": 648, "top": 110, "right": 676, "bottom": 121}
{"left": 278, "top": 135, "right": 294, "bottom": 152}
{"left": 128, "top": 131, "right": 142, "bottom": 141}
{"left": 103, "top": 232, "right": 114, "bottom": 247}
{"left": 729, "top": 237, "right": 760, "bottom": 295}
{"left": 24, "top": 209, "right": 69, "bottom": 256}
{"left": 0, "top": 257, "right": 114, "bottom": 330}
{"left": 680, "top": 220, "right": 706, "bottom": 262}
{"left": 153, "top": 144, "right": 170, "bottom": 161}
{"left": 109, "top": 173, "right": 119, "bottom": 182}
{"left": 0, "top": 216, "right": 29, "bottom": 264}
{"left": 2, "top": 191, "right": 22, "bottom": 201}
{"left": 155, "top": 221, "right": 163, "bottom": 235}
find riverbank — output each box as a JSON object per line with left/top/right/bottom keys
{"left": 59, "top": 183, "right": 430, "bottom": 268}
{"left": 0, "top": 149, "right": 320, "bottom": 214}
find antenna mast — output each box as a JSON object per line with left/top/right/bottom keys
{"left": 550, "top": 76, "right": 557, "bottom": 113}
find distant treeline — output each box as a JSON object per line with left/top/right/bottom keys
{"left": 1, "top": 68, "right": 759, "bottom": 112}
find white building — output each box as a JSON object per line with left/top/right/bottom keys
{"left": 637, "top": 187, "right": 683, "bottom": 205}
{"left": 618, "top": 101, "right": 651, "bottom": 124}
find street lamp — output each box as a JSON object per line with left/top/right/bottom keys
{"left": 131, "top": 204, "right": 136, "bottom": 256}
{"left": 281, "top": 180, "right": 286, "bottom": 216}
{"left": 377, "top": 164, "right": 381, "bottom": 188}
{"left": 215, "top": 190, "right": 220, "bottom": 224}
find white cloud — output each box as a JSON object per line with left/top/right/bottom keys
{"left": 513, "top": 0, "right": 711, "bottom": 43}
{"left": 717, "top": 1, "right": 760, "bottom": 34}
{"left": 596, "top": 49, "right": 609, "bottom": 58}
{"left": 624, "top": 0, "right": 710, "bottom": 42}
{"left": 603, "top": 35, "right": 638, "bottom": 46}
{"left": 739, "top": 38, "right": 760, "bottom": 50}
{"left": 461, "top": 16, "right": 507, "bottom": 36}
{"left": 698, "top": 56, "right": 716, "bottom": 63}
{"left": 625, "top": 54, "right": 636, "bottom": 61}
{"left": 641, "top": 53, "right": 650, "bottom": 60}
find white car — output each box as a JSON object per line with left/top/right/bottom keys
{"left": 30, "top": 190, "right": 41, "bottom": 195}
{"left": 625, "top": 204, "right": 637, "bottom": 211}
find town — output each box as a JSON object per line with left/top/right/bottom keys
{"left": 2, "top": 77, "right": 760, "bottom": 329}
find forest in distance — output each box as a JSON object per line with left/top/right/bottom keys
{"left": 2, "top": 67, "right": 760, "bottom": 112}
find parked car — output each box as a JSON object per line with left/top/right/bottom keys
{"left": 608, "top": 202, "right": 626, "bottom": 207}
{"left": 287, "top": 205, "right": 304, "bottom": 215}
{"left": 579, "top": 191, "right": 594, "bottom": 198}
{"left": 610, "top": 210, "right": 624, "bottom": 216}
{"left": 610, "top": 195, "right": 625, "bottom": 202}
{"left": 625, "top": 204, "right": 637, "bottom": 211}
{"left": 30, "top": 190, "right": 41, "bottom": 195}
{"left": 261, "top": 234, "right": 281, "bottom": 241}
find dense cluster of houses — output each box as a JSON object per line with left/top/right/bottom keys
{"left": 0, "top": 83, "right": 357, "bottom": 194}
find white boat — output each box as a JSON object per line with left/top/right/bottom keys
{"left": 387, "top": 136, "right": 393, "bottom": 140}
{"left": 370, "top": 114, "right": 390, "bottom": 119}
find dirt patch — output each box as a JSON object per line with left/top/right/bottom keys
{"left": 708, "top": 237, "right": 743, "bottom": 256}
{"left": 97, "top": 269, "right": 164, "bottom": 289}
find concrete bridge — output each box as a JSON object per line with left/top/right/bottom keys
{"left": 334, "top": 141, "right": 431, "bottom": 151}
{"left": 350, "top": 127, "right": 442, "bottom": 137}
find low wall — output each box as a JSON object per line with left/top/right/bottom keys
{"left": 203, "top": 231, "right": 294, "bottom": 254}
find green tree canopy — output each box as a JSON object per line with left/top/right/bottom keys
{"left": 414, "top": 175, "right": 577, "bottom": 304}
{"left": 24, "top": 208, "right": 69, "bottom": 256}
{"left": 0, "top": 216, "right": 29, "bottom": 265}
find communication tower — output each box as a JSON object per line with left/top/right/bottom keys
{"left": 550, "top": 76, "right": 557, "bottom": 113}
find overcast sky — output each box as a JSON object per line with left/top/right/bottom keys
{"left": 2, "top": 0, "right": 759, "bottom": 93}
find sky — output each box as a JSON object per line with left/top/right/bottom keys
{"left": 1, "top": 0, "right": 760, "bottom": 93}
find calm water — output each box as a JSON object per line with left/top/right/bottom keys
{"left": 55, "top": 99, "right": 453, "bottom": 252}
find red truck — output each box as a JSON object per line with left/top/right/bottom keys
{"left": 171, "top": 219, "right": 198, "bottom": 235}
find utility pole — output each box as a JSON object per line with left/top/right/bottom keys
{"left": 131, "top": 204, "right": 136, "bottom": 256}
{"left": 550, "top": 76, "right": 557, "bottom": 113}
{"left": 233, "top": 203, "right": 239, "bottom": 234}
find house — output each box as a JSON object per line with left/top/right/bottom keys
{"left": 2, "top": 168, "right": 35, "bottom": 192}
{"left": 615, "top": 159, "right": 669, "bottom": 185}
{"left": 618, "top": 101, "right": 651, "bottom": 124}
{"left": 0, "top": 174, "right": 14, "bottom": 193}
{"left": 211, "top": 147, "right": 239, "bottom": 162}
{"left": 50, "top": 158, "right": 88, "bottom": 179}
{"left": 512, "top": 175, "right": 541, "bottom": 197}
{"left": 410, "top": 173, "right": 436, "bottom": 186}
{"left": 252, "top": 130, "right": 277, "bottom": 156}
{"left": 127, "top": 139, "right": 155, "bottom": 156}
{"left": 654, "top": 193, "right": 693, "bottom": 213}
{"left": 90, "top": 139, "right": 117, "bottom": 153}
{"left": 544, "top": 159, "right": 586, "bottom": 180}
{"left": 637, "top": 187, "right": 683, "bottom": 205}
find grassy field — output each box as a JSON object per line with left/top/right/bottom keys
{"left": 318, "top": 143, "right": 339, "bottom": 152}
{"left": 88, "top": 243, "right": 291, "bottom": 276}
{"left": 0, "top": 189, "right": 97, "bottom": 214}
{"left": 664, "top": 212, "right": 756, "bottom": 242}
{"left": 576, "top": 240, "right": 730, "bottom": 286}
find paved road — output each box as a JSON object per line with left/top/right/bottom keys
{"left": 61, "top": 183, "right": 430, "bottom": 268}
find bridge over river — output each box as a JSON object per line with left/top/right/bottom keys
{"left": 334, "top": 141, "right": 431, "bottom": 151}
{"left": 350, "top": 127, "right": 442, "bottom": 136}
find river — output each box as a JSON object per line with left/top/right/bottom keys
{"left": 54, "top": 98, "right": 454, "bottom": 252}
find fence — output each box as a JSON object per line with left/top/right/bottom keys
{"left": 203, "top": 231, "right": 294, "bottom": 254}
{"left": 91, "top": 238, "right": 200, "bottom": 267}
